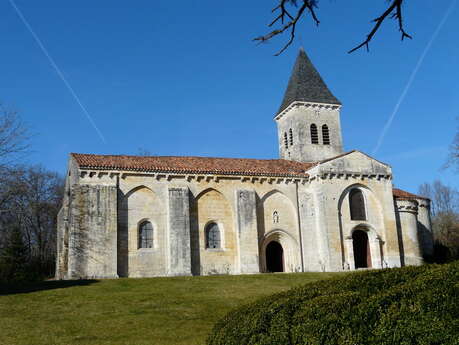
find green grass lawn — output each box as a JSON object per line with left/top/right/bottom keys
{"left": 0, "top": 272, "right": 338, "bottom": 345}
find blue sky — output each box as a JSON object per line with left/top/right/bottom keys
{"left": 1, "top": 0, "right": 458, "bottom": 193}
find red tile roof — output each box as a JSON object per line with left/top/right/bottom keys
{"left": 393, "top": 188, "right": 429, "bottom": 201}
{"left": 71, "top": 153, "right": 316, "bottom": 177}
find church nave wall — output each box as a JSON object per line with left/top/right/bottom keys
{"left": 116, "top": 175, "right": 303, "bottom": 277}
{"left": 191, "top": 188, "right": 237, "bottom": 275}
{"left": 118, "top": 185, "right": 168, "bottom": 277}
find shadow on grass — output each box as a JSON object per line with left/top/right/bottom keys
{"left": 0, "top": 279, "right": 99, "bottom": 296}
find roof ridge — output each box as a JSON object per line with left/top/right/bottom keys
{"left": 71, "top": 152, "right": 307, "bottom": 162}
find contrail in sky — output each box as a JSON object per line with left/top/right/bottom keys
{"left": 8, "top": 0, "right": 107, "bottom": 144}
{"left": 372, "top": 0, "right": 457, "bottom": 155}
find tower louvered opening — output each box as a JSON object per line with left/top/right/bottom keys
{"left": 322, "top": 125, "right": 330, "bottom": 145}
{"left": 310, "top": 124, "right": 319, "bottom": 144}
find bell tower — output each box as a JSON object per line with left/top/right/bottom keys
{"left": 275, "top": 48, "right": 343, "bottom": 163}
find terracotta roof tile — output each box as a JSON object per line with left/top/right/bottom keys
{"left": 393, "top": 188, "right": 429, "bottom": 201}
{"left": 71, "top": 153, "right": 316, "bottom": 178}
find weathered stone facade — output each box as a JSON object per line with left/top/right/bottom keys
{"left": 56, "top": 49, "right": 432, "bottom": 279}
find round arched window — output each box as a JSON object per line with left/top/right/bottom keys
{"left": 349, "top": 189, "right": 366, "bottom": 221}
{"left": 139, "top": 221, "right": 153, "bottom": 248}
{"left": 205, "top": 222, "right": 221, "bottom": 249}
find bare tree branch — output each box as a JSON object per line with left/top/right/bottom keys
{"left": 444, "top": 117, "right": 459, "bottom": 172}
{"left": 418, "top": 180, "right": 459, "bottom": 260}
{"left": 137, "top": 148, "right": 154, "bottom": 156}
{"left": 254, "top": 0, "right": 319, "bottom": 56}
{"left": 349, "top": 0, "right": 412, "bottom": 53}
{"left": 257, "top": 0, "right": 412, "bottom": 55}
{"left": 0, "top": 104, "right": 30, "bottom": 165}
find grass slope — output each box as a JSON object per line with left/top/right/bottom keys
{"left": 0, "top": 272, "right": 337, "bottom": 345}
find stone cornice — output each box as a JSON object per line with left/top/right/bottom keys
{"left": 396, "top": 199, "right": 419, "bottom": 213}
{"left": 78, "top": 169, "right": 392, "bottom": 187}
{"left": 78, "top": 169, "right": 308, "bottom": 185}
{"left": 274, "top": 101, "right": 341, "bottom": 121}
{"left": 308, "top": 172, "right": 392, "bottom": 183}
{"left": 417, "top": 199, "right": 431, "bottom": 208}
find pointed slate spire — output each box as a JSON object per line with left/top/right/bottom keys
{"left": 278, "top": 48, "right": 341, "bottom": 114}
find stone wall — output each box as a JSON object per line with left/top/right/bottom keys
{"left": 67, "top": 184, "right": 118, "bottom": 279}
{"left": 236, "top": 190, "right": 259, "bottom": 274}
{"left": 167, "top": 188, "right": 192, "bottom": 276}
{"left": 276, "top": 103, "right": 343, "bottom": 162}
{"left": 56, "top": 157, "right": 80, "bottom": 279}
{"left": 395, "top": 199, "right": 423, "bottom": 266}
{"left": 192, "top": 188, "right": 237, "bottom": 275}
{"left": 416, "top": 198, "right": 434, "bottom": 258}
{"left": 298, "top": 191, "right": 320, "bottom": 271}
{"left": 55, "top": 206, "right": 68, "bottom": 279}
{"left": 258, "top": 189, "right": 301, "bottom": 272}
{"left": 303, "top": 151, "right": 401, "bottom": 271}
{"left": 117, "top": 185, "right": 168, "bottom": 277}
{"left": 116, "top": 173, "right": 300, "bottom": 277}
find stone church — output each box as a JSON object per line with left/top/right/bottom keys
{"left": 56, "top": 49, "right": 433, "bottom": 279}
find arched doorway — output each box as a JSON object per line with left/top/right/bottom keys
{"left": 353, "top": 230, "right": 372, "bottom": 268}
{"left": 266, "top": 241, "right": 284, "bottom": 272}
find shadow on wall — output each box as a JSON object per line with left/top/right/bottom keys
{"left": 117, "top": 189, "right": 129, "bottom": 278}
{"left": 189, "top": 193, "right": 201, "bottom": 276}
{"left": 394, "top": 209, "right": 406, "bottom": 267}
{"left": 256, "top": 193, "right": 265, "bottom": 271}
{"left": 0, "top": 279, "right": 99, "bottom": 296}
{"left": 417, "top": 221, "right": 434, "bottom": 259}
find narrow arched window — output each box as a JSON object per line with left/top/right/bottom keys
{"left": 289, "top": 128, "right": 293, "bottom": 146}
{"left": 205, "top": 222, "right": 221, "bottom": 249}
{"left": 310, "top": 124, "right": 318, "bottom": 144}
{"left": 139, "top": 221, "right": 153, "bottom": 248}
{"left": 322, "top": 124, "right": 330, "bottom": 145}
{"left": 273, "top": 211, "right": 279, "bottom": 224}
{"left": 349, "top": 189, "right": 366, "bottom": 221}
{"left": 284, "top": 132, "right": 288, "bottom": 149}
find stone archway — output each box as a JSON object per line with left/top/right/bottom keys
{"left": 352, "top": 230, "right": 372, "bottom": 268}
{"left": 260, "top": 230, "right": 299, "bottom": 273}
{"left": 338, "top": 184, "right": 386, "bottom": 270}
{"left": 266, "top": 241, "right": 284, "bottom": 272}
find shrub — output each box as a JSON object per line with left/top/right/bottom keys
{"left": 207, "top": 262, "right": 459, "bottom": 345}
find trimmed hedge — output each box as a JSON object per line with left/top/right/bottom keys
{"left": 207, "top": 262, "right": 459, "bottom": 345}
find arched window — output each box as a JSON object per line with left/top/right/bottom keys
{"left": 139, "top": 221, "right": 153, "bottom": 248}
{"left": 289, "top": 128, "right": 293, "bottom": 146}
{"left": 205, "top": 222, "right": 221, "bottom": 249}
{"left": 349, "top": 189, "right": 366, "bottom": 221}
{"left": 310, "top": 124, "right": 318, "bottom": 144}
{"left": 284, "top": 132, "right": 288, "bottom": 149}
{"left": 322, "top": 124, "right": 330, "bottom": 145}
{"left": 273, "top": 211, "right": 279, "bottom": 224}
